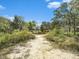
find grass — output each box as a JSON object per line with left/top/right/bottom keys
{"left": 46, "top": 29, "right": 79, "bottom": 53}
{"left": 0, "top": 30, "right": 35, "bottom": 49}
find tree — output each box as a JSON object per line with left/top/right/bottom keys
{"left": 40, "top": 21, "right": 51, "bottom": 33}
{"left": 52, "top": 3, "right": 70, "bottom": 33}
{"left": 28, "top": 21, "right": 36, "bottom": 32}
{"left": 12, "top": 15, "right": 25, "bottom": 30}
{"left": 69, "top": 0, "right": 79, "bottom": 35}
{"left": 51, "top": 2, "right": 79, "bottom": 35}
{"left": 0, "top": 16, "right": 11, "bottom": 33}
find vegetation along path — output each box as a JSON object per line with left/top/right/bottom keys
{"left": 1, "top": 35, "right": 79, "bottom": 59}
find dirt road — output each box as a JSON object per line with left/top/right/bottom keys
{"left": 1, "top": 35, "right": 79, "bottom": 59}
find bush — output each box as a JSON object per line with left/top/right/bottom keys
{"left": 46, "top": 28, "right": 65, "bottom": 41}
{"left": 0, "top": 30, "right": 35, "bottom": 49}
{"left": 46, "top": 29, "right": 79, "bottom": 52}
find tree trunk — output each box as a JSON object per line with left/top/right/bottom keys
{"left": 68, "top": 19, "right": 71, "bottom": 33}
{"left": 73, "top": 18, "right": 76, "bottom": 35}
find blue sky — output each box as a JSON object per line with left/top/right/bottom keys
{"left": 0, "top": 0, "right": 71, "bottom": 23}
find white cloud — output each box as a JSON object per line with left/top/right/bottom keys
{"left": 46, "top": 0, "right": 72, "bottom": 9}
{"left": 63, "top": 0, "right": 72, "bottom": 3}
{"left": 0, "top": 5, "right": 5, "bottom": 10}
{"left": 8, "top": 16, "right": 14, "bottom": 21}
{"left": 4, "top": 15, "right": 14, "bottom": 21}
{"left": 47, "top": 2, "right": 61, "bottom": 9}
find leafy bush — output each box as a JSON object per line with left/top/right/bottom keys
{"left": 0, "top": 30, "right": 35, "bottom": 49}
{"left": 46, "top": 28, "right": 65, "bottom": 41}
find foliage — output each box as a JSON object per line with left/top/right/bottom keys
{"left": 46, "top": 28, "right": 64, "bottom": 40}
{"left": 0, "top": 15, "right": 36, "bottom": 50}
{"left": 40, "top": 21, "right": 52, "bottom": 33}
{"left": 46, "top": 30, "right": 79, "bottom": 52}
{"left": 0, "top": 16, "right": 11, "bottom": 33}
{"left": 12, "top": 16, "right": 25, "bottom": 30}
{"left": 28, "top": 21, "right": 36, "bottom": 32}
{"left": 0, "top": 30, "right": 35, "bottom": 49}
{"left": 46, "top": 0, "right": 79, "bottom": 52}
{"left": 51, "top": 1, "right": 79, "bottom": 36}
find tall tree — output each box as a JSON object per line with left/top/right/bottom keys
{"left": 40, "top": 21, "right": 51, "bottom": 33}
{"left": 28, "top": 21, "right": 36, "bottom": 32}
{"left": 71, "top": 0, "right": 79, "bottom": 35}
{"left": 12, "top": 16, "right": 25, "bottom": 30}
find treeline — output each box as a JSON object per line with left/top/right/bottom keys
{"left": 51, "top": 0, "right": 79, "bottom": 36}
{"left": 0, "top": 16, "right": 36, "bottom": 33}
{"left": 41, "top": 0, "right": 79, "bottom": 36}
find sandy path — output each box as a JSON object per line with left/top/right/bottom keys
{"left": 27, "top": 35, "right": 79, "bottom": 59}
{"left": 1, "top": 35, "right": 79, "bottom": 59}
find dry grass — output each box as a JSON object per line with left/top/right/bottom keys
{"left": 46, "top": 30, "right": 79, "bottom": 53}
{"left": 0, "top": 30, "right": 35, "bottom": 49}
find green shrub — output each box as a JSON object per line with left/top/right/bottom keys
{"left": 0, "top": 30, "right": 35, "bottom": 49}
{"left": 46, "top": 28, "right": 65, "bottom": 41}
{"left": 46, "top": 30, "right": 79, "bottom": 52}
